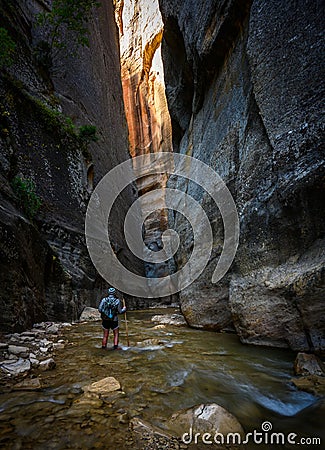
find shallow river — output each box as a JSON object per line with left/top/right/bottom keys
{"left": 0, "top": 309, "right": 323, "bottom": 449}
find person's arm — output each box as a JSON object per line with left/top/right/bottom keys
{"left": 117, "top": 299, "right": 126, "bottom": 314}
{"left": 98, "top": 298, "right": 104, "bottom": 312}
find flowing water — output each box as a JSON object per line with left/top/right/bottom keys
{"left": 0, "top": 309, "right": 323, "bottom": 449}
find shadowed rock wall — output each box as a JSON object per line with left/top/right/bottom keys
{"left": 0, "top": 0, "right": 142, "bottom": 331}
{"left": 159, "top": 0, "right": 325, "bottom": 350}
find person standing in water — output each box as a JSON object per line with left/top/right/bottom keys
{"left": 98, "top": 287, "right": 126, "bottom": 349}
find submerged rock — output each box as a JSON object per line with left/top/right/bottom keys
{"left": 136, "top": 338, "right": 167, "bottom": 347}
{"left": 82, "top": 377, "right": 121, "bottom": 396}
{"left": 130, "top": 418, "right": 180, "bottom": 450}
{"left": 8, "top": 345, "right": 30, "bottom": 358}
{"left": 291, "top": 376, "right": 325, "bottom": 397}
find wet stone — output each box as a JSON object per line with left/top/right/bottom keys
{"left": 291, "top": 375, "right": 325, "bottom": 396}
{"left": 83, "top": 377, "right": 121, "bottom": 396}
{"left": 47, "top": 325, "right": 59, "bottom": 334}
{"left": 294, "top": 353, "right": 324, "bottom": 376}
{"left": 1, "top": 358, "right": 31, "bottom": 375}
{"left": 79, "top": 307, "right": 101, "bottom": 321}
{"left": 151, "top": 314, "right": 187, "bottom": 327}
{"left": 39, "top": 358, "right": 56, "bottom": 371}
{"left": 8, "top": 345, "right": 30, "bottom": 358}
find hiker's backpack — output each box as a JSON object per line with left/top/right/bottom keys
{"left": 100, "top": 296, "right": 119, "bottom": 320}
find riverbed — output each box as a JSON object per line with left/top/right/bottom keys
{"left": 0, "top": 309, "right": 323, "bottom": 449}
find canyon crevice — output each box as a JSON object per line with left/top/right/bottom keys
{"left": 158, "top": 0, "right": 324, "bottom": 351}
{"left": 115, "top": 0, "right": 175, "bottom": 295}
{"left": 0, "top": 0, "right": 323, "bottom": 354}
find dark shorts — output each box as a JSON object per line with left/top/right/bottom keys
{"left": 102, "top": 319, "right": 118, "bottom": 331}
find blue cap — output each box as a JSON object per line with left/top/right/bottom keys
{"left": 108, "top": 287, "right": 116, "bottom": 294}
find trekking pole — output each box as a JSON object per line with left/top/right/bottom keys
{"left": 122, "top": 297, "right": 130, "bottom": 347}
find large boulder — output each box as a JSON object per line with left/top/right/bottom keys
{"left": 79, "top": 307, "right": 101, "bottom": 322}
{"left": 129, "top": 404, "right": 244, "bottom": 449}
{"left": 294, "top": 353, "right": 324, "bottom": 376}
{"left": 291, "top": 376, "right": 325, "bottom": 396}
{"left": 169, "top": 404, "right": 244, "bottom": 441}
{"left": 151, "top": 313, "right": 187, "bottom": 327}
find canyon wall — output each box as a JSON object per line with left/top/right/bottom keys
{"left": 159, "top": 0, "right": 325, "bottom": 350}
{"left": 0, "top": 0, "right": 142, "bottom": 331}
{"left": 115, "top": 0, "right": 176, "bottom": 301}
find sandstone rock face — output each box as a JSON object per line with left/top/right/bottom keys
{"left": 159, "top": 0, "right": 325, "bottom": 349}
{"left": 0, "top": 0, "right": 142, "bottom": 330}
{"left": 115, "top": 0, "right": 175, "bottom": 294}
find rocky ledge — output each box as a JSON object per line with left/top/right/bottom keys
{"left": 291, "top": 352, "right": 325, "bottom": 396}
{"left": 0, "top": 321, "right": 71, "bottom": 389}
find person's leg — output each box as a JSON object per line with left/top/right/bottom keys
{"left": 113, "top": 327, "right": 119, "bottom": 349}
{"left": 102, "top": 328, "right": 109, "bottom": 348}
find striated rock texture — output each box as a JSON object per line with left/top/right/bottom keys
{"left": 0, "top": 0, "right": 142, "bottom": 331}
{"left": 159, "top": 0, "right": 325, "bottom": 350}
{"left": 115, "top": 0, "right": 175, "bottom": 292}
